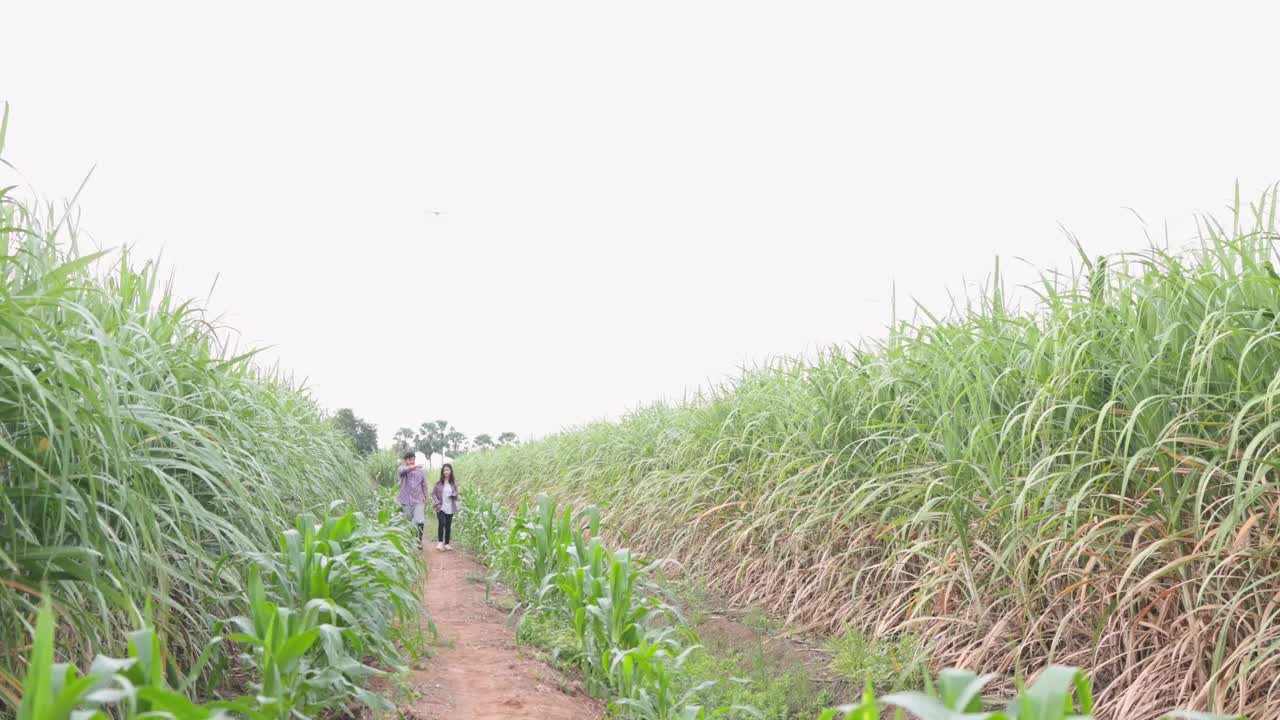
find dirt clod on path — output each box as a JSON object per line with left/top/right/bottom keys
{"left": 400, "top": 545, "right": 603, "bottom": 720}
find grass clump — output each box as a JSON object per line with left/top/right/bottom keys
{"left": 825, "top": 627, "right": 927, "bottom": 693}
{"left": 739, "top": 607, "right": 779, "bottom": 634}
{"left": 653, "top": 575, "right": 715, "bottom": 628}
{"left": 516, "top": 609, "right": 584, "bottom": 666}
{"left": 682, "top": 647, "right": 832, "bottom": 720}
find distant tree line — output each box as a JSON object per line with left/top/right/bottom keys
{"left": 330, "top": 407, "right": 516, "bottom": 460}
{"left": 391, "top": 420, "right": 518, "bottom": 460}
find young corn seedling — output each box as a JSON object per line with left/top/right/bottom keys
{"left": 15, "top": 597, "right": 250, "bottom": 720}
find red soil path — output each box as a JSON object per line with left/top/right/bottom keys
{"left": 400, "top": 546, "right": 603, "bottom": 720}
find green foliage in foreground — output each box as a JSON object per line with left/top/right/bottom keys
{"left": 13, "top": 498, "right": 427, "bottom": 719}
{"left": 459, "top": 189, "right": 1280, "bottom": 717}
{"left": 821, "top": 666, "right": 1244, "bottom": 720}
{"left": 459, "top": 491, "right": 1237, "bottom": 719}
{"left": 0, "top": 125, "right": 373, "bottom": 703}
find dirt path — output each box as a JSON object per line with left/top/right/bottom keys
{"left": 402, "top": 546, "right": 603, "bottom": 720}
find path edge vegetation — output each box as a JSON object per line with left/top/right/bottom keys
{"left": 454, "top": 486, "right": 1240, "bottom": 720}
{"left": 456, "top": 187, "right": 1280, "bottom": 719}
{"left": 2, "top": 106, "right": 428, "bottom": 717}
{"left": 11, "top": 496, "right": 430, "bottom": 719}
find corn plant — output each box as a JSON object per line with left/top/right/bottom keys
{"left": 261, "top": 501, "right": 426, "bottom": 669}
{"left": 226, "top": 499, "right": 430, "bottom": 718}
{"left": 610, "top": 639, "right": 723, "bottom": 720}
{"left": 454, "top": 491, "right": 512, "bottom": 567}
{"left": 228, "top": 565, "right": 351, "bottom": 719}
{"left": 14, "top": 597, "right": 253, "bottom": 720}
{"left": 458, "top": 491, "right": 743, "bottom": 719}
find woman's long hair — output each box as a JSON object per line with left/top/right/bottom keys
{"left": 440, "top": 463, "right": 456, "bottom": 485}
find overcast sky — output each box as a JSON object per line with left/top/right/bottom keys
{"left": 3, "top": 1, "right": 1279, "bottom": 445}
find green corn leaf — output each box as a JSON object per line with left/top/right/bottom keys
{"left": 17, "top": 596, "right": 57, "bottom": 720}
{"left": 278, "top": 628, "right": 320, "bottom": 664}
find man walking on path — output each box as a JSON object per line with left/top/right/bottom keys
{"left": 398, "top": 452, "right": 428, "bottom": 546}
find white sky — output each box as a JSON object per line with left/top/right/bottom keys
{"left": 3, "top": 1, "right": 1279, "bottom": 445}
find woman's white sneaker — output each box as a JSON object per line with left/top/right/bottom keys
{"left": 444, "top": 544, "right": 453, "bottom": 551}
{"left": 436, "top": 542, "right": 444, "bottom": 551}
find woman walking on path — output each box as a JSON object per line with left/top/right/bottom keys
{"left": 398, "top": 452, "right": 428, "bottom": 546}
{"left": 433, "top": 463, "right": 460, "bottom": 551}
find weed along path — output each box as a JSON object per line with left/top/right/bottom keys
{"left": 402, "top": 545, "right": 604, "bottom": 720}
